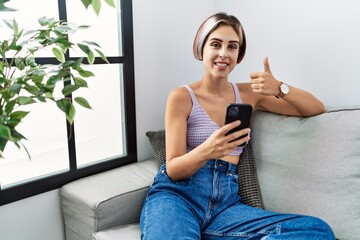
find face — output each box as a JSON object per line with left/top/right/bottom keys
{"left": 202, "top": 25, "right": 240, "bottom": 80}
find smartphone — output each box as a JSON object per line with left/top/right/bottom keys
{"left": 225, "top": 103, "right": 253, "bottom": 147}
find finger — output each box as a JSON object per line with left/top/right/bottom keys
{"left": 250, "top": 78, "right": 258, "bottom": 84}
{"left": 226, "top": 128, "right": 251, "bottom": 145}
{"left": 250, "top": 72, "right": 262, "bottom": 79}
{"left": 222, "top": 120, "right": 241, "bottom": 134}
{"left": 263, "top": 57, "right": 272, "bottom": 74}
{"left": 232, "top": 133, "right": 251, "bottom": 147}
{"left": 250, "top": 76, "right": 265, "bottom": 84}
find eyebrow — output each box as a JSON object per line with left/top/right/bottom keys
{"left": 209, "top": 38, "right": 240, "bottom": 45}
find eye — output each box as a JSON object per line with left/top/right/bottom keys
{"left": 228, "top": 44, "right": 239, "bottom": 50}
{"left": 210, "top": 42, "right": 221, "bottom": 48}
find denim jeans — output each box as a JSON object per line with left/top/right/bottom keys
{"left": 140, "top": 159, "right": 335, "bottom": 240}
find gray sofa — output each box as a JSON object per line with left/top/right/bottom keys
{"left": 60, "top": 106, "right": 360, "bottom": 240}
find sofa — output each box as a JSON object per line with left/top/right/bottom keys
{"left": 59, "top": 106, "right": 360, "bottom": 240}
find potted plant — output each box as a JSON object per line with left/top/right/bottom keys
{"left": 0, "top": 0, "right": 114, "bottom": 157}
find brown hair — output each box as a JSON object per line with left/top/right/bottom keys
{"left": 193, "top": 12, "right": 246, "bottom": 64}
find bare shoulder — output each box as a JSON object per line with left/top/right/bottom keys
{"left": 166, "top": 86, "right": 192, "bottom": 114}
{"left": 167, "top": 86, "right": 192, "bottom": 106}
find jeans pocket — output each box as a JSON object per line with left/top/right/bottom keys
{"left": 158, "top": 165, "right": 196, "bottom": 186}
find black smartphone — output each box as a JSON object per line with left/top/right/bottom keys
{"left": 225, "top": 103, "right": 253, "bottom": 147}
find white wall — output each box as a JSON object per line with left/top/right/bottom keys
{"left": 1, "top": 1, "right": 360, "bottom": 239}
{"left": 0, "top": 190, "right": 65, "bottom": 240}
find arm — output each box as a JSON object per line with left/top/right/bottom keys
{"left": 165, "top": 87, "right": 250, "bottom": 181}
{"left": 248, "top": 57, "right": 325, "bottom": 117}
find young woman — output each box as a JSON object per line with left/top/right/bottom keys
{"left": 140, "top": 12, "right": 335, "bottom": 240}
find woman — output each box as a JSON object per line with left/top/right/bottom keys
{"left": 140, "top": 12, "right": 335, "bottom": 239}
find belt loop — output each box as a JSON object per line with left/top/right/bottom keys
{"left": 228, "top": 161, "right": 236, "bottom": 174}
{"left": 214, "top": 159, "right": 219, "bottom": 169}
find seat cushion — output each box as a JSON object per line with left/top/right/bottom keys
{"left": 60, "top": 159, "right": 158, "bottom": 240}
{"left": 92, "top": 223, "right": 140, "bottom": 240}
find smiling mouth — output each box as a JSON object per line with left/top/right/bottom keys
{"left": 215, "top": 62, "right": 229, "bottom": 67}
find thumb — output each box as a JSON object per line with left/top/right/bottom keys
{"left": 263, "top": 57, "right": 272, "bottom": 73}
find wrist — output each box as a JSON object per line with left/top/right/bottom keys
{"left": 275, "top": 81, "right": 282, "bottom": 97}
{"left": 275, "top": 81, "right": 290, "bottom": 99}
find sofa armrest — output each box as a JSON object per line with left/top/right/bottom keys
{"left": 59, "top": 159, "right": 158, "bottom": 240}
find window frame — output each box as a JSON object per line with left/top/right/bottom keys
{"left": 0, "top": 0, "right": 136, "bottom": 206}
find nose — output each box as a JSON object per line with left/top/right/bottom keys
{"left": 219, "top": 47, "right": 228, "bottom": 58}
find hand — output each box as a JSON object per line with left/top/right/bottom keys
{"left": 200, "top": 120, "right": 250, "bottom": 159}
{"left": 250, "top": 57, "right": 280, "bottom": 96}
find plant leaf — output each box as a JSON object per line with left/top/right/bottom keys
{"left": 76, "top": 68, "right": 95, "bottom": 78}
{"left": 17, "top": 96, "right": 36, "bottom": 105}
{"left": 52, "top": 47, "right": 65, "bottom": 63}
{"left": 56, "top": 99, "right": 75, "bottom": 124}
{"left": 44, "top": 92, "right": 54, "bottom": 100}
{"left": 73, "top": 77, "right": 88, "bottom": 87}
{"left": 10, "top": 129, "right": 27, "bottom": 142}
{"left": 47, "top": 74, "right": 62, "bottom": 86}
{"left": 0, "top": 124, "right": 12, "bottom": 140}
{"left": 81, "top": 0, "right": 92, "bottom": 8}
{"left": 0, "top": 2, "right": 16, "bottom": 11}
{"left": 77, "top": 43, "right": 90, "bottom": 54}
{"left": 10, "top": 111, "right": 29, "bottom": 120}
{"left": 9, "top": 83, "right": 22, "bottom": 94}
{"left": 104, "top": 0, "right": 116, "bottom": 7}
{"left": 25, "top": 85, "right": 41, "bottom": 96}
{"left": 38, "top": 17, "right": 48, "bottom": 26}
{"left": 75, "top": 97, "right": 92, "bottom": 109}
{"left": 5, "top": 100, "right": 16, "bottom": 114}
{"left": 78, "top": 25, "right": 90, "bottom": 29}
{"left": 15, "top": 57, "right": 26, "bottom": 70}
{"left": 87, "top": 50, "right": 94, "bottom": 64}
{"left": 83, "top": 41, "right": 101, "bottom": 48}
{"left": 38, "top": 17, "right": 56, "bottom": 27}
{"left": 0, "top": 138, "right": 8, "bottom": 153}
{"left": 95, "top": 49, "right": 109, "bottom": 63}
{"left": 92, "top": 0, "right": 101, "bottom": 15}
{"left": 3, "top": 19, "right": 13, "bottom": 29}
{"left": 62, "top": 84, "right": 81, "bottom": 96}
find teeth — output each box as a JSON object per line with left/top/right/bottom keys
{"left": 215, "top": 63, "right": 228, "bottom": 67}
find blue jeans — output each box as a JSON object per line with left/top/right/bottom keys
{"left": 140, "top": 159, "right": 335, "bottom": 240}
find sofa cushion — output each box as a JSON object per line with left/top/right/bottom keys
{"left": 236, "top": 140, "right": 262, "bottom": 208}
{"left": 146, "top": 130, "right": 166, "bottom": 167}
{"left": 60, "top": 159, "right": 158, "bottom": 240}
{"left": 251, "top": 106, "right": 360, "bottom": 240}
{"left": 146, "top": 130, "right": 262, "bottom": 209}
{"left": 92, "top": 223, "right": 140, "bottom": 240}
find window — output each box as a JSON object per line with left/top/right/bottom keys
{"left": 0, "top": 0, "right": 136, "bottom": 205}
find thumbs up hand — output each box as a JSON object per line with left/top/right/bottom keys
{"left": 250, "top": 57, "right": 281, "bottom": 97}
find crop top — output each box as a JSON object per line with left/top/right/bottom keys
{"left": 183, "top": 82, "right": 244, "bottom": 156}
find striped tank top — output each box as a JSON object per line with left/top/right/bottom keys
{"left": 183, "top": 82, "right": 244, "bottom": 156}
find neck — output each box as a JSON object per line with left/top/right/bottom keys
{"left": 197, "top": 77, "right": 232, "bottom": 96}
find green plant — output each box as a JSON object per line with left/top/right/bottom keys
{"left": 0, "top": 5, "right": 112, "bottom": 157}
{"left": 0, "top": 0, "right": 115, "bottom": 15}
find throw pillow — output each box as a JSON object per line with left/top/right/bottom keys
{"left": 146, "top": 130, "right": 263, "bottom": 209}
{"left": 146, "top": 130, "right": 166, "bottom": 167}
{"left": 237, "top": 141, "right": 262, "bottom": 209}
